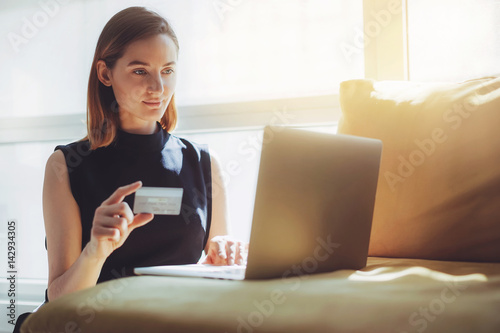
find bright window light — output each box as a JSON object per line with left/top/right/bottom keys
{"left": 408, "top": 0, "right": 500, "bottom": 82}
{"left": 0, "top": 0, "right": 363, "bottom": 118}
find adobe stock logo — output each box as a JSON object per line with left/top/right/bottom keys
{"left": 384, "top": 86, "right": 491, "bottom": 192}
{"left": 232, "top": 235, "right": 341, "bottom": 333}
{"left": 7, "top": 0, "right": 71, "bottom": 53}
{"left": 212, "top": 0, "right": 245, "bottom": 21}
{"left": 384, "top": 128, "right": 448, "bottom": 191}
{"left": 400, "top": 280, "right": 468, "bottom": 333}
{"left": 340, "top": 0, "right": 402, "bottom": 63}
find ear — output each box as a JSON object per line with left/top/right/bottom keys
{"left": 96, "top": 60, "right": 113, "bottom": 87}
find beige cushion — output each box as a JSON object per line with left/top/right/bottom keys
{"left": 21, "top": 258, "right": 500, "bottom": 333}
{"left": 338, "top": 77, "right": 500, "bottom": 262}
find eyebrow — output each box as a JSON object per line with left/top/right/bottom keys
{"left": 126, "top": 60, "right": 176, "bottom": 67}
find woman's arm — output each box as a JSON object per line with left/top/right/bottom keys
{"left": 43, "top": 150, "right": 153, "bottom": 301}
{"left": 203, "top": 153, "right": 248, "bottom": 265}
{"left": 206, "top": 153, "right": 230, "bottom": 243}
{"left": 43, "top": 150, "right": 104, "bottom": 301}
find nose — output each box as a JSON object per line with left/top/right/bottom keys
{"left": 147, "top": 73, "right": 164, "bottom": 94}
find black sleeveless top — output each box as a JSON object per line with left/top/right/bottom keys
{"left": 54, "top": 122, "right": 212, "bottom": 283}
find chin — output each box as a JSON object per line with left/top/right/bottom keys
{"left": 142, "top": 108, "right": 166, "bottom": 120}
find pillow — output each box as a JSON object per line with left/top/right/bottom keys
{"left": 337, "top": 77, "right": 500, "bottom": 262}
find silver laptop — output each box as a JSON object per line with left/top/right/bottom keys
{"left": 134, "top": 126, "right": 382, "bottom": 280}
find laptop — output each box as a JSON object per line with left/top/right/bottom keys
{"left": 134, "top": 126, "right": 382, "bottom": 280}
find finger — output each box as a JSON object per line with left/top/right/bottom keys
{"left": 93, "top": 225, "right": 120, "bottom": 242}
{"left": 96, "top": 203, "right": 135, "bottom": 224}
{"left": 96, "top": 216, "right": 128, "bottom": 229}
{"left": 116, "top": 202, "right": 135, "bottom": 224}
{"left": 97, "top": 218, "right": 127, "bottom": 239}
{"left": 207, "top": 241, "right": 228, "bottom": 266}
{"left": 226, "top": 240, "right": 236, "bottom": 266}
{"left": 209, "top": 253, "right": 227, "bottom": 266}
{"left": 216, "top": 239, "right": 227, "bottom": 260}
{"left": 110, "top": 217, "right": 128, "bottom": 238}
{"left": 234, "top": 242, "right": 243, "bottom": 265}
{"left": 236, "top": 243, "right": 247, "bottom": 265}
{"left": 102, "top": 181, "right": 142, "bottom": 206}
{"left": 129, "top": 213, "right": 154, "bottom": 231}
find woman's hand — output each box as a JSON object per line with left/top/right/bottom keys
{"left": 86, "top": 181, "right": 154, "bottom": 260}
{"left": 202, "top": 235, "right": 249, "bottom": 266}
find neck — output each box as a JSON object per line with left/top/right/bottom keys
{"left": 119, "top": 115, "right": 159, "bottom": 135}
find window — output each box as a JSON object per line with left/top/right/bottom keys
{"left": 407, "top": 0, "right": 500, "bottom": 82}
{"left": 168, "top": 0, "right": 364, "bottom": 105}
{"left": 0, "top": 0, "right": 363, "bottom": 118}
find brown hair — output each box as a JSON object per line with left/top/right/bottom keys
{"left": 85, "top": 6, "right": 179, "bottom": 149}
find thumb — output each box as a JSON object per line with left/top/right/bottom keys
{"left": 129, "top": 213, "right": 154, "bottom": 231}
{"left": 202, "top": 255, "right": 213, "bottom": 264}
{"left": 202, "top": 248, "right": 216, "bottom": 264}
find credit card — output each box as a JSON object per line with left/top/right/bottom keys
{"left": 133, "top": 187, "right": 183, "bottom": 215}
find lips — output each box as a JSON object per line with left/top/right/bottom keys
{"left": 142, "top": 100, "right": 163, "bottom": 108}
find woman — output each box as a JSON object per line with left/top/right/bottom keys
{"left": 42, "top": 6, "right": 247, "bottom": 303}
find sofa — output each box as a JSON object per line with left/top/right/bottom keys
{"left": 21, "top": 76, "right": 500, "bottom": 333}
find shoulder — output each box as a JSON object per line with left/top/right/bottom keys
{"left": 54, "top": 139, "right": 91, "bottom": 157}
{"left": 171, "top": 134, "right": 223, "bottom": 177}
{"left": 167, "top": 134, "right": 214, "bottom": 180}
{"left": 46, "top": 139, "right": 90, "bottom": 182}
{"left": 168, "top": 134, "right": 210, "bottom": 161}
{"left": 53, "top": 139, "right": 103, "bottom": 172}
{"left": 44, "top": 149, "right": 70, "bottom": 192}
{"left": 45, "top": 149, "right": 66, "bottom": 176}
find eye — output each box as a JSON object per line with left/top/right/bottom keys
{"left": 133, "top": 69, "right": 147, "bottom": 75}
{"left": 162, "top": 68, "right": 174, "bottom": 75}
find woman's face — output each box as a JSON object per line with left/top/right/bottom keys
{"left": 102, "top": 34, "right": 178, "bottom": 131}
